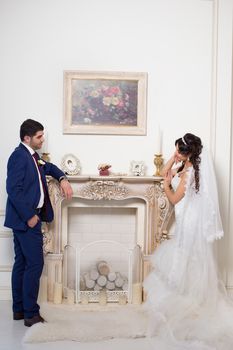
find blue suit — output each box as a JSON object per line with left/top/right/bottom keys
{"left": 4, "top": 143, "right": 65, "bottom": 318}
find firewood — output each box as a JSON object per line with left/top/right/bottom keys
{"left": 83, "top": 273, "right": 95, "bottom": 289}
{"left": 106, "top": 281, "right": 115, "bottom": 290}
{"left": 97, "top": 275, "right": 107, "bottom": 287}
{"left": 108, "top": 271, "right": 116, "bottom": 282}
{"left": 85, "top": 279, "right": 95, "bottom": 289}
{"left": 97, "top": 261, "right": 110, "bottom": 276}
{"left": 94, "top": 284, "right": 102, "bottom": 291}
{"left": 90, "top": 268, "right": 99, "bottom": 281}
{"left": 115, "top": 273, "right": 124, "bottom": 288}
{"left": 122, "top": 282, "right": 128, "bottom": 291}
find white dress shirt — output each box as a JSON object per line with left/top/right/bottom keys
{"left": 22, "top": 142, "right": 44, "bottom": 208}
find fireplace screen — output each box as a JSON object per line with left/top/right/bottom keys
{"left": 63, "top": 241, "right": 142, "bottom": 303}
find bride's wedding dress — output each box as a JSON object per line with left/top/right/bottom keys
{"left": 144, "top": 149, "right": 233, "bottom": 350}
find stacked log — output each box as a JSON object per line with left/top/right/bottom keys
{"left": 115, "top": 273, "right": 124, "bottom": 288}
{"left": 97, "top": 275, "right": 107, "bottom": 287}
{"left": 108, "top": 272, "right": 116, "bottom": 282}
{"left": 97, "top": 261, "right": 110, "bottom": 276}
{"left": 90, "top": 269, "right": 99, "bottom": 281}
{"left": 85, "top": 278, "right": 95, "bottom": 289}
{"left": 80, "top": 260, "right": 128, "bottom": 291}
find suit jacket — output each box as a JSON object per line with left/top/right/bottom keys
{"left": 4, "top": 143, "right": 65, "bottom": 231}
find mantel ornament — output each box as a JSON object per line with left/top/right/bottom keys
{"left": 98, "top": 163, "right": 111, "bottom": 176}
{"left": 154, "top": 154, "right": 163, "bottom": 177}
{"left": 78, "top": 180, "right": 129, "bottom": 200}
{"left": 61, "top": 154, "right": 81, "bottom": 175}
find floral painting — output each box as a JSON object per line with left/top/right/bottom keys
{"left": 63, "top": 71, "right": 147, "bottom": 135}
{"left": 72, "top": 80, "right": 137, "bottom": 126}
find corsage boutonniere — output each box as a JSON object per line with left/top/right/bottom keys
{"left": 38, "top": 159, "right": 46, "bottom": 166}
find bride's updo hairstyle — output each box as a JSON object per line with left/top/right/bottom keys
{"left": 175, "top": 133, "right": 203, "bottom": 192}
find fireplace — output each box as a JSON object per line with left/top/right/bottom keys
{"left": 41, "top": 176, "right": 173, "bottom": 304}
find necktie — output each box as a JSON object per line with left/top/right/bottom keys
{"left": 32, "top": 152, "right": 41, "bottom": 163}
{"left": 32, "top": 152, "right": 45, "bottom": 190}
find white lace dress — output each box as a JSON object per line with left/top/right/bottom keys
{"left": 143, "top": 167, "right": 233, "bottom": 350}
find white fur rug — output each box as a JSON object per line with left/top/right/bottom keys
{"left": 23, "top": 303, "right": 148, "bottom": 343}
{"left": 23, "top": 303, "right": 222, "bottom": 349}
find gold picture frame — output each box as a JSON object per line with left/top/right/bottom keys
{"left": 63, "top": 70, "right": 147, "bottom": 135}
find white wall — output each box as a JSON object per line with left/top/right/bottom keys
{"left": 0, "top": 0, "right": 232, "bottom": 299}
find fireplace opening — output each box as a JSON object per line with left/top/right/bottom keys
{"left": 61, "top": 199, "right": 145, "bottom": 303}
{"left": 63, "top": 242, "right": 142, "bottom": 303}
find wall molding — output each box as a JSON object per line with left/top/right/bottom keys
{"left": 209, "top": 0, "right": 218, "bottom": 157}
{"left": 0, "top": 231, "right": 12, "bottom": 238}
{"left": 0, "top": 209, "right": 13, "bottom": 301}
{"left": 0, "top": 210, "right": 5, "bottom": 216}
{"left": 208, "top": 0, "right": 233, "bottom": 290}
{"left": 227, "top": 51, "right": 233, "bottom": 289}
{"left": 0, "top": 265, "right": 12, "bottom": 272}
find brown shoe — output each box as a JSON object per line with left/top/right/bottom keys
{"left": 13, "top": 312, "right": 24, "bottom": 320}
{"left": 24, "top": 314, "right": 45, "bottom": 327}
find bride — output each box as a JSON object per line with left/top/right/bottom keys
{"left": 143, "top": 133, "right": 233, "bottom": 349}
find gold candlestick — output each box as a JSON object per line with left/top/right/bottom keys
{"left": 41, "top": 152, "right": 50, "bottom": 162}
{"left": 153, "top": 154, "right": 163, "bottom": 176}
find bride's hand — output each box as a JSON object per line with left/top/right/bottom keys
{"left": 164, "top": 169, "right": 172, "bottom": 186}
{"left": 173, "top": 151, "right": 180, "bottom": 164}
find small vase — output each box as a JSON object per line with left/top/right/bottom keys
{"left": 99, "top": 169, "right": 109, "bottom": 176}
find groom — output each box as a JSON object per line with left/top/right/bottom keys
{"left": 4, "top": 119, "right": 73, "bottom": 327}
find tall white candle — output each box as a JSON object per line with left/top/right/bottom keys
{"left": 155, "top": 126, "right": 162, "bottom": 155}
{"left": 39, "top": 275, "right": 48, "bottom": 302}
{"left": 132, "top": 283, "right": 142, "bottom": 305}
{"left": 118, "top": 294, "right": 127, "bottom": 305}
{"left": 53, "top": 282, "right": 62, "bottom": 304}
{"left": 67, "top": 288, "right": 75, "bottom": 305}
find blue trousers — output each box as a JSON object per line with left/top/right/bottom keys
{"left": 12, "top": 221, "right": 44, "bottom": 319}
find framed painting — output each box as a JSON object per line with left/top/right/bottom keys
{"left": 63, "top": 71, "right": 147, "bottom": 135}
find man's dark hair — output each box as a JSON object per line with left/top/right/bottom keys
{"left": 20, "top": 119, "right": 44, "bottom": 141}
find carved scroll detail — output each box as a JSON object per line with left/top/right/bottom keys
{"left": 145, "top": 185, "right": 156, "bottom": 206}
{"left": 42, "top": 223, "right": 53, "bottom": 254}
{"left": 154, "top": 182, "right": 174, "bottom": 244}
{"left": 78, "top": 181, "right": 129, "bottom": 200}
{"left": 44, "top": 179, "right": 64, "bottom": 254}
{"left": 48, "top": 179, "right": 63, "bottom": 206}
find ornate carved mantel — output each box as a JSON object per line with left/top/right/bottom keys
{"left": 45, "top": 175, "right": 173, "bottom": 255}
{"left": 42, "top": 175, "right": 173, "bottom": 302}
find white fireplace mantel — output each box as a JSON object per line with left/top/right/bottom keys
{"left": 42, "top": 175, "right": 174, "bottom": 302}
{"left": 45, "top": 175, "right": 173, "bottom": 255}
